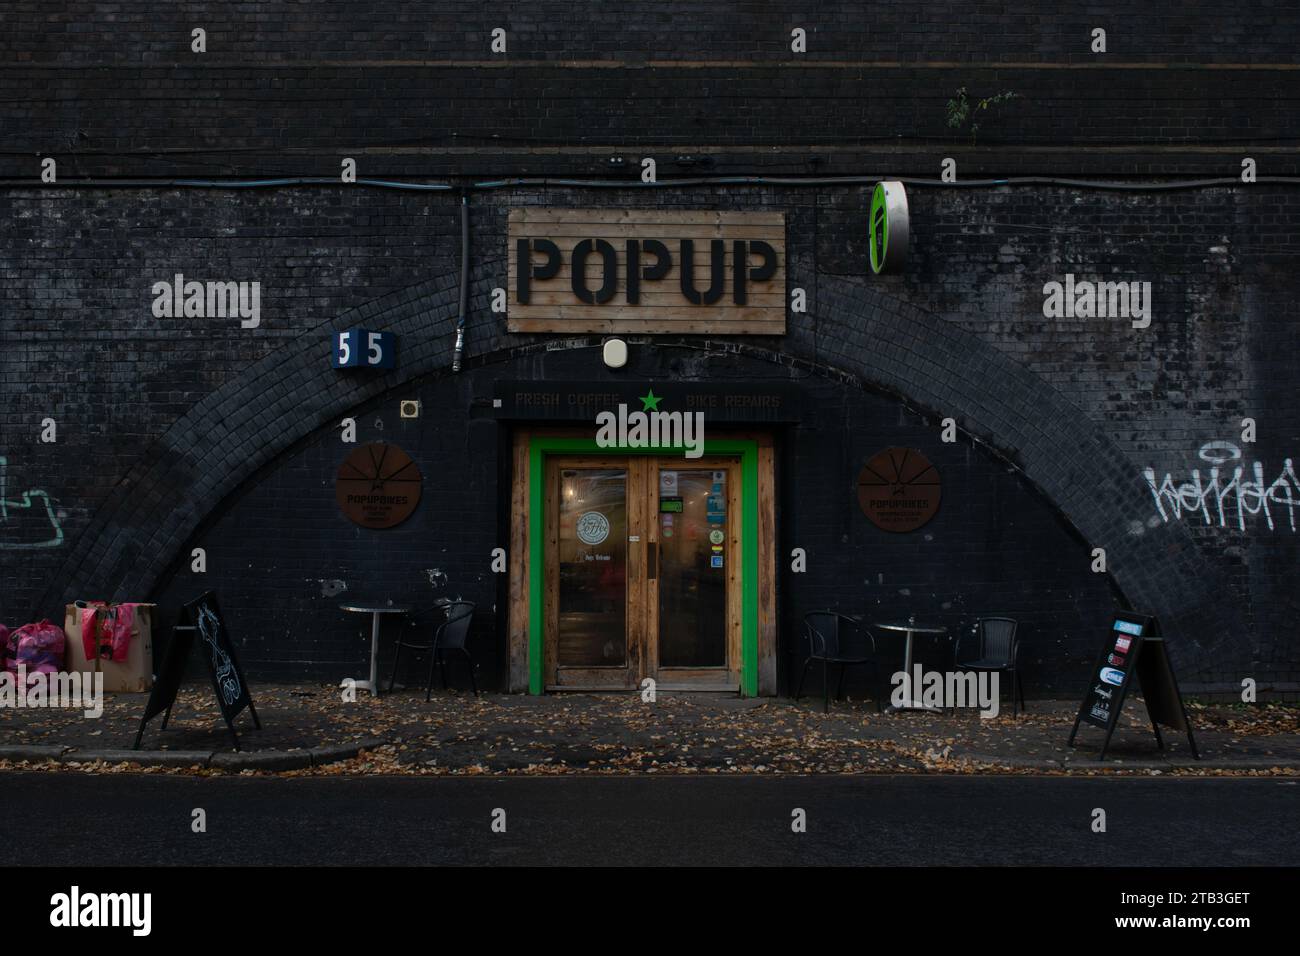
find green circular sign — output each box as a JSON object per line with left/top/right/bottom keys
{"left": 868, "top": 181, "right": 910, "bottom": 274}
{"left": 869, "top": 184, "right": 889, "bottom": 273}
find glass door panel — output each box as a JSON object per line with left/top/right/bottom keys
{"left": 656, "top": 466, "right": 728, "bottom": 668}
{"left": 543, "top": 454, "right": 741, "bottom": 690}
{"left": 556, "top": 468, "right": 628, "bottom": 668}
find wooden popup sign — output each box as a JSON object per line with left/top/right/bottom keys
{"left": 134, "top": 591, "right": 260, "bottom": 751}
{"left": 507, "top": 208, "right": 787, "bottom": 335}
{"left": 1067, "top": 612, "right": 1199, "bottom": 761}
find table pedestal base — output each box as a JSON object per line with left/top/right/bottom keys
{"left": 346, "top": 612, "right": 383, "bottom": 697}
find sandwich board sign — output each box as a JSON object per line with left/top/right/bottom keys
{"left": 133, "top": 591, "right": 261, "bottom": 751}
{"left": 1068, "top": 612, "right": 1198, "bottom": 761}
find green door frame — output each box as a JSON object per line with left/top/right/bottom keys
{"left": 528, "top": 436, "right": 759, "bottom": 697}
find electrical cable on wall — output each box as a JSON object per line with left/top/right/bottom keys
{"left": 2, "top": 175, "right": 1298, "bottom": 192}
{"left": 452, "top": 192, "right": 470, "bottom": 373}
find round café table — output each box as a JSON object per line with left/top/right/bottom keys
{"left": 875, "top": 621, "right": 949, "bottom": 712}
{"left": 340, "top": 603, "right": 412, "bottom": 697}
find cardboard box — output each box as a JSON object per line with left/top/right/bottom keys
{"left": 63, "top": 603, "right": 155, "bottom": 693}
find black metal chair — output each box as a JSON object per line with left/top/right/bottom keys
{"left": 387, "top": 601, "right": 479, "bottom": 699}
{"left": 953, "top": 617, "right": 1024, "bottom": 716}
{"left": 795, "top": 611, "right": 881, "bottom": 713}
{"left": 386, "top": 603, "right": 444, "bottom": 691}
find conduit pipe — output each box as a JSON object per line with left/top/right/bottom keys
{"left": 452, "top": 192, "right": 469, "bottom": 372}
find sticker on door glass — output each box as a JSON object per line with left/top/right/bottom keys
{"left": 707, "top": 489, "right": 727, "bottom": 524}
{"left": 710, "top": 555, "right": 724, "bottom": 568}
{"left": 576, "top": 511, "right": 611, "bottom": 545}
{"left": 708, "top": 529, "right": 724, "bottom": 545}
{"left": 712, "top": 470, "right": 726, "bottom": 483}
{"left": 660, "top": 471, "right": 678, "bottom": 496}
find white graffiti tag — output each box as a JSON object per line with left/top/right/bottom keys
{"left": 0, "top": 456, "right": 64, "bottom": 549}
{"left": 1143, "top": 441, "right": 1299, "bottom": 532}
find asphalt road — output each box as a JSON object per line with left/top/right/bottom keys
{"left": 4, "top": 772, "right": 1297, "bottom": 866}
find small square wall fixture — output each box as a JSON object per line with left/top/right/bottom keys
{"left": 603, "top": 338, "right": 628, "bottom": 369}
{"left": 400, "top": 400, "right": 420, "bottom": 419}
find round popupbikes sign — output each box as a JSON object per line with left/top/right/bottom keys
{"left": 868, "top": 181, "right": 910, "bottom": 274}
{"left": 857, "top": 447, "right": 941, "bottom": 532}
{"left": 336, "top": 442, "right": 423, "bottom": 529}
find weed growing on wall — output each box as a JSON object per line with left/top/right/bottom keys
{"left": 945, "top": 87, "right": 1021, "bottom": 145}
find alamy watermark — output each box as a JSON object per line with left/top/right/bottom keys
{"left": 1042, "top": 273, "right": 1151, "bottom": 328}
{"left": 49, "top": 886, "right": 150, "bottom": 936}
{"left": 891, "top": 666, "right": 1001, "bottom": 718}
{"left": 0, "top": 665, "right": 103, "bottom": 718}
{"left": 151, "top": 273, "right": 261, "bottom": 328}
{"left": 595, "top": 393, "right": 705, "bottom": 459}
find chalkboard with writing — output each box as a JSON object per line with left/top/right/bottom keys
{"left": 133, "top": 591, "right": 260, "bottom": 751}
{"left": 1068, "top": 612, "right": 1198, "bottom": 761}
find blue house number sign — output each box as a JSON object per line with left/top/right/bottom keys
{"left": 332, "top": 329, "right": 396, "bottom": 369}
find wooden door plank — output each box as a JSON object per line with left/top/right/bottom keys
{"left": 726, "top": 460, "right": 743, "bottom": 688}
{"left": 543, "top": 457, "right": 560, "bottom": 688}
{"left": 644, "top": 457, "right": 659, "bottom": 681}
{"left": 757, "top": 443, "right": 778, "bottom": 696}
{"left": 629, "top": 457, "right": 648, "bottom": 685}
{"left": 507, "top": 430, "right": 531, "bottom": 694}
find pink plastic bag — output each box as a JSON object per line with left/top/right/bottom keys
{"left": 79, "top": 602, "right": 135, "bottom": 662}
{"left": 79, "top": 602, "right": 107, "bottom": 661}
{"left": 10, "top": 619, "right": 65, "bottom": 675}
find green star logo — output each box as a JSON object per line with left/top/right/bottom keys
{"left": 638, "top": 388, "right": 662, "bottom": 412}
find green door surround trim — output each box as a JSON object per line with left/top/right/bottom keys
{"left": 527, "top": 436, "right": 760, "bottom": 697}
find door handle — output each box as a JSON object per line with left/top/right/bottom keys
{"left": 647, "top": 540, "right": 658, "bottom": 580}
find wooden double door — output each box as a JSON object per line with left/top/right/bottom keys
{"left": 544, "top": 455, "right": 742, "bottom": 691}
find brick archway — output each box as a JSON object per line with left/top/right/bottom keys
{"left": 39, "top": 271, "right": 1241, "bottom": 677}
{"left": 810, "top": 276, "right": 1243, "bottom": 675}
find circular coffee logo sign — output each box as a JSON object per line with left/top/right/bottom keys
{"left": 576, "top": 511, "right": 611, "bottom": 545}
{"left": 336, "top": 442, "right": 422, "bottom": 529}
{"left": 857, "top": 447, "right": 941, "bottom": 532}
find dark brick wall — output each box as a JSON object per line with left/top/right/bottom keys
{"left": 3, "top": 182, "right": 1297, "bottom": 692}
{"left": 6, "top": 1, "right": 1300, "bottom": 64}
{"left": 2, "top": 2, "right": 1299, "bottom": 178}
{"left": 141, "top": 345, "right": 1118, "bottom": 698}
{"left": 0, "top": 188, "right": 453, "bottom": 621}
{"left": 2, "top": 4, "right": 1298, "bottom": 695}
{"left": 784, "top": 373, "right": 1122, "bottom": 699}
{"left": 149, "top": 370, "right": 505, "bottom": 688}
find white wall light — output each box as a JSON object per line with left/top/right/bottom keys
{"left": 603, "top": 338, "right": 628, "bottom": 369}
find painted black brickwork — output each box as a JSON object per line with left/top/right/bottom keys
{"left": 2, "top": 2, "right": 1299, "bottom": 178}
{"left": 1, "top": 4, "right": 1297, "bottom": 695}
{"left": 139, "top": 347, "right": 1120, "bottom": 698}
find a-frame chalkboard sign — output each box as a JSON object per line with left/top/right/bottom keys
{"left": 133, "top": 591, "right": 261, "bottom": 751}
{"left": 1068, "top": 612, "right": 1199, "bottom": 761}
